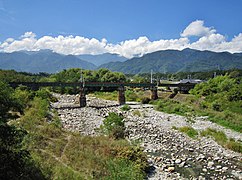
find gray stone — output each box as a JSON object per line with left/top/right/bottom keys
{"left": 208, "top": 161, "right": 214, "bottom": 168}
{"left": 175, "top": 159, "right": 182, "bottom": 164}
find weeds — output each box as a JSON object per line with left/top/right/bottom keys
{"left": 121, "top": 104, "right": 131, "bottom": 111}
{"left": 100, "top": 112, "right": 125, "bottom": 139}
{"left": 133, "top": 110, "right": 142, "bottom": 117}
{"left": 201, "top": 128, "right": 242, "bottom": 153}
{"left": 178, "top": 126, "right": 198, "bottom": 138}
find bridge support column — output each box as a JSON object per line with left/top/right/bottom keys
{"left": 118, "top": 86, "right": 126, "bottom": 105}
{"left": 150, "top": 87, "right": 158, "bottom": 100}
{"left": 79, "top": 87, "right": 86, "bottom": 107}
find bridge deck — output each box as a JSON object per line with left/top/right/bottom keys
{"left": 9, "top": 82, "right": 196, "bottom": 89}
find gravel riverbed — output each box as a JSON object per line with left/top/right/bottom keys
{"left": 51, "top": 93, "right": 242, "bottom": 180}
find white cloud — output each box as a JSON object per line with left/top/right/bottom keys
{"left": 20, "top": 32, "right": 36, "bottom": 39}
{"left": 181, "top": 20, "right": 216, "bottom": 37}
{"left": 189, "top": 33, "right": 226, "bottom": 50}
{"left": 0, "top": 20, "right": 242, "bottom": 58}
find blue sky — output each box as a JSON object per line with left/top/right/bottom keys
{"left": 0, "top": 0, "right": 242, "bottom": 57}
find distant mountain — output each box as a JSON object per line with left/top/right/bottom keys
{"left": 0, "top": 50, "right": 96, "bottom": 73}
{"left": 99, "top": 49, "right": 242, "bottom": 74}
{"left": 76, "top": 53, "right": 127, "bottom": 66}
{"left": 234, "top": 53, "right": 242, "bottom": 57}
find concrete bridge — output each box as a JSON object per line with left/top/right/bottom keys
{"left": 9, "top": 82, "right": 196, "bottom": 107}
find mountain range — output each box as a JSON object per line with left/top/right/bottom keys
{"left": 0, "top": 50, "right": 96, "bottom": 73}
{"left": 100, "top": 48, "right": 242, "bottom": 74}
{"left": 0, "top": 48, "right": 242, "bottom": 74}
{"left": 77, "top": 53, "right": 127, "bottom": 66}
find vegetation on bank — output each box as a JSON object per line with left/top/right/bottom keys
{"left": 201, "top": 128, "right": 241, "bottom": 153}
{"left": 173, "top": 126, "right": 242, "bottom": 153}
{"left": 151, "top": 73, "right": 242, "bottom": 133}
{"left": 0, "top": 80, "right": 148, "bottom": 179}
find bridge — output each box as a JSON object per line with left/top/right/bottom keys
{"left": 9, "top": 82, "right": 196, "bottom": 107}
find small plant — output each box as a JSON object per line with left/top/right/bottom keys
{"left": 121, "top": 104, "right": 131, "bottom": 111}
{"left": 178, "top": 126, "right": 198, "bottom": 138}
{"left": 185, "top": 113, "right": 196, "bottom": 124}
{"left": 211, "top": 101, "right": 222, "bottom": 111}
{"left": 226, "top": 139, "right": 242, "bottom": 153}
{"left": 100, "top": 112, "right": 125, "bottom": 139}
{"left": 172, "top": 126, "right": 178, "bottom": 130}
{"left": 132, "top": 110, "right": 141, "bottom": 117}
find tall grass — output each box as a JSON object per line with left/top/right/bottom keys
{"left": 14, "top": 94, "right": 148, "bottom": 179}
{"left": 201, "top": 128, "right": 242, "bottom": 153}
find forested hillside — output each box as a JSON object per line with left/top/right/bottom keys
{"left": 100, "top": 49, "right": 242, "bottom": 74}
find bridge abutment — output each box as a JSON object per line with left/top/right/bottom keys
{"left": 150, "top": 87, "right": 158, "bottom": 100}
{"left": 79, "top": 87, "right": 87, "bottom": 107}
{"left": 118, "top": 86, "right": 126, "bottom": 105}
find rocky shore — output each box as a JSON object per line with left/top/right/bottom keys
{"left": 51, "top": 93, "right": 242, "bottom": 180}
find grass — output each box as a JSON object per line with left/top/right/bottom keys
{"left": 177, "top": 126, "right": 198, "bottom": 138}
{"left": 91, "top": 91, "right": 118, "bottom": 101}
{"left": 121, "top": 104, "right": 131, "bottom": 111}
{"left": 152, "top": 93, "right": 242, "bottom": 133}
{"left": 151, "top": 99, "right": 193, "bottom": 116}
{"left": 12, "top": 95, "right": 149, "bottom": 179}
{"left": 133, "top": 110, "right": 142, "bottom": 117}
{"left": 201, "top": 128, "right": 242, "bottom": 153}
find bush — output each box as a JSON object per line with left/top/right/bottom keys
{"left": 121, "top": 104, "right": 131, "bottom": 111}
{"left": 115, "top": 146, "right": 149, "bottom": 174}
{"left": 126, "top": 90, "right": 139, "bottom": 101}
{"left": 100, "top": 113, "right": 125, "bottom": 139}
{"left": 133, "top": 110, "right": 141, "bottom": 117}
{"left": 211, "top": 101, "right": 222, "bottom": 111}
{"left": 141, "top": 97, "right": 151, "bottom": 104}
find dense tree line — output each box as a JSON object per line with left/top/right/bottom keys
{"left": 0, "top": 81, "right": 45, "bottom": 179}
{"left": 130, "top": 69, "right": 242, "bottom": 83}
{"left": 190, "top": 73, "right": 242, "bottom": 132}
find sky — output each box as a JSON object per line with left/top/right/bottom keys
{"left": 0, "top": 0, "right": 242, "bottom": 58}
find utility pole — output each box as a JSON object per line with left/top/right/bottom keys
{"left": 80, "top": 69, "right": 85, "bottom": 87}
{"left": 151, "top": 69, "right": 153, "bottom": 83}
{"left": 156, "top": 75, "right": 159, "bottom": 86}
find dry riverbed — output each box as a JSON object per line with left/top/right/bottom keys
{"left": 51, "top": 93, "right": 242, "bottom": 180}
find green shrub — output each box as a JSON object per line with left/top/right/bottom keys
{"left": 133, "top": 110, "right": 141, "bottom": 117}
{"left": 211, "top": 101, "right": 222, "bottom": 111}
{"left": 100, "top": 113, "right": 125, "bottom": 139}
{"left": 141, "top": 97, "right": 151, "bottom": 104}
{"left": 126, "top": 90, "right": 139, "bottom": 101}
{"left": 121, "top": 104, "right": 131, "bottom": 111}
{"left": 155, "top": 99, "right": 192, "bottom": 116}
{"left": 115, "top": 146, "right": 149, "bottom": 174}
{"left": 178, "top": 126, "right": 198, "bottom": 138}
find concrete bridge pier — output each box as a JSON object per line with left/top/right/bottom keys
{"left": 118, "top": 86, "right": 126, "bottom": 105}
{"left": 150, "top": 86, "right": 158, "bottom": 100}
{"left": 79, "top": 87, "right": 87, "bottom": 107}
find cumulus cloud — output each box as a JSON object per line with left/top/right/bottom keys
{"left": 0, "top": 20, "right": 242, "bottom": 58}
{"left": 181, "top": 20, "right": 216, "bottom": 37}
